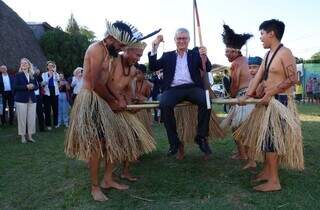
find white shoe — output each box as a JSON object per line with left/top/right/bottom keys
{"left": 28, "top": 138, "right": 36, "bottom": 143}
{"left": 47, "top": 126, "right": 52, "bottom": 131}
{"left": 55, "top": 125, "right": 60, "bottom": 128}
{"left": 21, "top": 137, "right": 27, "bottom": 144}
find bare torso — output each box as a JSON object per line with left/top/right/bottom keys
{"left": 83, "top": 41, "right": 109, "bottom": 90}
{"left": 230, "top": 56, "right": 251, "bottom": 97}
{"left": 107, "top": 55, "right": 137, "bottom": 106}
{"left": 264, "top": 47, "right": 294, "bottom": 94}
{"left": 136, "top": 80, "right": 153, "bottom": 101}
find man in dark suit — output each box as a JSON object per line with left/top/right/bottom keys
{"left": 150, "top": 70, "right": 163, "bottom": 122}
{"left": 0, "top": 65, "right": 15, "bottom": 125}
{"left": 148, "top": 28, "right": 212, "bottom": 157}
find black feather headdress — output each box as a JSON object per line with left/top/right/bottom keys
{"left": 222, "top": 24, "right": 253, "bottom": 49}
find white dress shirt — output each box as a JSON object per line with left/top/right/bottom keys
{"left": 2, "top": 74, "right": 12, "bottom": 91}
{"left": 171, "top": 51, "right": 193, "bottom": 87}
{"left": 41, "top": 72, "right": 60, "bottom": 96}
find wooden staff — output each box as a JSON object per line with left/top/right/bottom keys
{"left": 127, "top": 98, "right": 261, "bottom": 109}
{"left": 193, "top": 0, "right": 203, "bottom": 46}
{"left": 193, "top": 0, "right": 216, "bottom": 108}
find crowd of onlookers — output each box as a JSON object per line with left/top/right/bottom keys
{"left": 303, "top": 76, "right": 320, "bottom": 104}
{"left": 0, "top": 58, "right": 83, "bottom": 143}
{"left": 0, "top": 58, "right": 165, "bottom": 144}
{"left": 294, "top": 76, "right": 320, "bottom": 104}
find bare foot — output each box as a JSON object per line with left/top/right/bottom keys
{"left": 121, "top": 174, "right": 139, "bottom": 182}
{"left": 176, "top": 144, "right": 185, "bottom": 160}
{"left": 91, "top": 186, "right": 109, "bottom": 202}
{"left": 231, "top": 154, "right": 247, "bottom": 160}
{"left": 203, "top": 154, "right": 210, "bottom": 161}
{"left": 252, "top": 171, "right": 270, "bottom": 183}
{"left": 100, "top": 180, "right": 129, "bottom": 190}
{"left": 253, "top": 181, "right": 281, "bottom": 192}
{"left": 231, "top": 153, "right": 240, "bottom": 160}
{"left": 242, "top": 161, "right": 257, "bottom": 170}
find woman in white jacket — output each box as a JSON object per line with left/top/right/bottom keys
{"left": 71, "top": 67, "right": 83, "bottom": 103}
{"left": 41, "top": 61, "right": 59, "bottom": 130}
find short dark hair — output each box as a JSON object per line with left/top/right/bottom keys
{"left": 135, "top": 63, "right": 147, "bottom": 73}
{"left": 259, "top": 19, "right": 285, "bottom": 41}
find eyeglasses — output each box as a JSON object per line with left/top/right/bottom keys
{"left": 176, "top": 37, "right": 189, "bottom": 41}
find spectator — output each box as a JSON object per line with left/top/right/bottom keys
{"left": 306, "top": 77, "right": 313, "bottom": 103}
{"left": 150, "top": 70, "right": 163, "bottom": 123}
{"left": 313, "top": 77, "right": 320, "bottom": 104}
{"left": 14, "top": 58, "right": 38, "bottom": 143}
{"left": 222, "top": 69, "right": 231, "bottom": 113}
{"left": 0, "top": 65, "right": 15, "bottom": 125}
{"left": 71, "top": 67, "right": 84, "bottom": 102}
{"left": 42, "top": 61, "right": 60, "bottom": 130}
{"left": 34, "top": 67, "right": 45, "bottom": 132}
{"left": 57, "top": 73, "right": 70, "bottom": 127}
{"left": 295, "top": 81, "right": 303, "bottom": 104}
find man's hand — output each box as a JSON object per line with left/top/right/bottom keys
{"left": 238, "top": 95, "right": 249, "bottom": 106}
{"left": 26, "top": 83, "right": 34, "bottom": 90}
{"left": 199, "top": 46, "right": 207, "bottom": 56}
{"left": 258, "top": 93, "right": 272, "bottom": 105}
{"left": 108, "top": 99, "right": 126, "bottom": 112}
{"left": 152, "top": 35, "right": 164, "bottom": 51}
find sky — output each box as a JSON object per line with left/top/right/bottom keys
{"left": 3, "top": 0, "right": 320, "bottom": 65}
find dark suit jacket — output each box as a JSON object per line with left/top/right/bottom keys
{"left": 148, "top": 47, "right": 212, "bottom": 91}
{"left": 14, "top": 72, "right": 38, "bottom": 103}
{"left": 0, "top": 73, "right": 15, "bottom": 93}
{"left": 150, "top": 74, "right": 163, "bottom": 99}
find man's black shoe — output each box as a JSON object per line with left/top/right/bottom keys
{"left": 195, "top": 137, "right": 212, "bottom": 155}
{"left": 167, "top": 144, "right": 179, "bottom": 156}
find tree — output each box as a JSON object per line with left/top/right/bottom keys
{"left": 79, "top": 26, "right": 96, "bottom": 42}
{"left": 66, "top": 13, "right": 80, "bottom": 35}
{"left": 40, "top": 27, "right": 90, "bottom": 76}
{"left": 311, "top": 51, "right": 320, "bottom": 60}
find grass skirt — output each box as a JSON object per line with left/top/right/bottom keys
{"left": 65, "top": 89, "right": 118, "bottom": 161}
{"left": 175, "top": 105, "right": 224, "bottom": 144}
{"left": 220, "top": 104, "right": 255, "bottom": 130}
{"left": 135, "top": 109, "right": 153, "bottom": 136}
{"left": 233, "top": 97, "right": 304, "bottom": 170}
{"left": 115, "top": 111, "right": 156, "bottom": 162}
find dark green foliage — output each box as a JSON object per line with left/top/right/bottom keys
{"left": 40, "top": 27, "right": 90, "bottom": 76}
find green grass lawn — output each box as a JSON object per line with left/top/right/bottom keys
{"left": 0, "top": 104, "right": 320, "bottom": 210}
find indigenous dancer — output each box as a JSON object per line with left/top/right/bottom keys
{"left": 105, "top": 42, "right": 156, "bottom": 183}
{"left": 65, "top": 20, "right": 141, "bottom": 202}
{"left": 236, "top": 19, "right": 304, "bottom": 192}
{"left": 133, "top": 64, "right": 153, "bottom": 135}
{"left": 220, "top": 24, "right": 254, "bottom": 160}
{"left": 241, "top": 56, "right": 262, "bottom": 170}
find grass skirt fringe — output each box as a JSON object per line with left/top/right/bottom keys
{"left": 233, "top": 97, "right": 304, "bottom": 170}
{"left": 115, "top": 112, "right": 156, "bottom": 162}
{"left": 175, "top": 105, "right": 224, "bottom": 144}
{"left": 65, "top": 89, "right": 118, "bottom": 161}
{"left": 220, "top": 104, "right": 254, "bottom": 130}
{"left": 135, "top": 109, "right": 153, "bottom": 136}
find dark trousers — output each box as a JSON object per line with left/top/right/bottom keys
{"left": 160, "top": 85, "right": 211, "bottom": 148}
{"left": 36, "top": 95, "right": 45, "bottom": 131}
{"left": 1, "top": 91, "right": 14, "bottom": 124}
{"left": 43, "top": 94, "right": 58, "bottom": 127}
{"left": 152, "top": 95, "right": 160, "bottom": 122}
